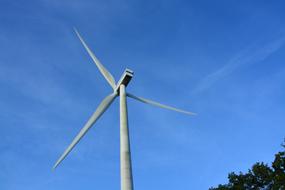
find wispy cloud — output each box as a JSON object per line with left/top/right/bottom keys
{"left": 193, "top": 35, "right": 285, "bottom": 93}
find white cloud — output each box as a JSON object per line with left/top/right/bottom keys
{"left": 194, "top": 35, "right": 285, "bottom": 93}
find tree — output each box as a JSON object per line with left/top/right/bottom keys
{"left": 210, "top": 141, "right": 285, "bottom": 190}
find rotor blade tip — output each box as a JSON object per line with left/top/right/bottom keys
{"left": 52, "top": 165, "right": 57, "bottom": 171}
{"left": 52, "top": 160, "right": 61, "bottom": 171}
{"left": 73, "top": 28, "right": 80, "bottom": 36}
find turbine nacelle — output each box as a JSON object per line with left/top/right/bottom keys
{"left": 115, "top": 68, "right": 134, "bottom": 94}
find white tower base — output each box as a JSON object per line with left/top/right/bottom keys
{"left": 120, "top": 84, "right": 134, "bottom": 190}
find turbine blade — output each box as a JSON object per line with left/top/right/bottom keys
{"left": 127, "top": 93, "right": 196, "bottom": 116}
{"left": 53, "top": 93, "right": 117, "bottom": 170}
{"left": 74, "top": 28, "right": 116, "bottom": 90}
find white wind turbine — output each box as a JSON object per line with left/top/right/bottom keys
{"left": 53, "top": 29, "right": 196, "bottom": 190}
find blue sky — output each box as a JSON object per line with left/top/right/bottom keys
{"left": 1, "top": 0, "right": 285, "bottom": 189}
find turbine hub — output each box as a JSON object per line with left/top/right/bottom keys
{"left": 115, "top": 68, "right": 134, "bottom": 93}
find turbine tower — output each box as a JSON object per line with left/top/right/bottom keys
{"left": 53, "top": 29, "right": 196, "bottom": 190}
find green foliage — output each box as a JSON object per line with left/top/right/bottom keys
{"left": 210, "top": 141, "right": 285, "bottom": 190}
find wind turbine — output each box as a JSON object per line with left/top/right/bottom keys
{"left": 53, "top": 29, "right": 196, "bottom": 190}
